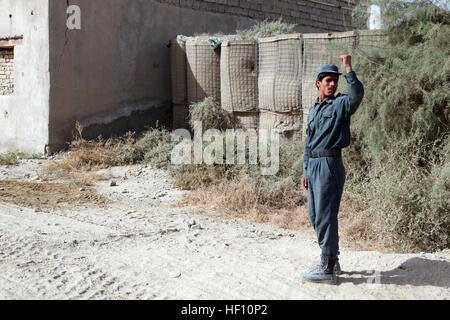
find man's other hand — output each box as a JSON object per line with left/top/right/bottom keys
{"left": 302, "top": 177, "right": 308, "bottom": 191}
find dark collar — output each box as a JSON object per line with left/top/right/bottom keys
{"left": 315, "top": 94, "right": 336, "bottom": 105}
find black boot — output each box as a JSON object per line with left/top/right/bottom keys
{"left": 301, "top": 254, "right": 338, "bottom": 285}
{"left": 307, "top": 258, "right": 342, "bottom": 275}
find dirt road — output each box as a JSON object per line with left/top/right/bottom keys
{"left": 0, "top": 159, "right": 448, "bottom": 299}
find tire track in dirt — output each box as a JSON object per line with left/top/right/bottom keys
{"left": 1, "top": 160, "right": 449, "bottom": 300}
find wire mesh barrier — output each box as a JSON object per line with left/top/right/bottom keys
{"left": 230, "top": 111, "right": 260, "bottom": 130}
{"left": 169, "top": 39, "right": 187, "bottom": 105}
{"left": 259, "top": 110, "right": 302, "bottom": 139}
{"left": 169, "top": 40, "right": 189, "bottom": 130}
{"left": 169, "top": 30, "right": 388, "bottom": 136}
{"left": 172, "top": 103, "right": 190, "bottom": 130}
{"left": 186, "top": 39, "right": 221, "bottom": 105}
{"left": 357, "top": 29, "right": 389, "bottom": 49}
{"left": 258, "top": 34, "right": 303, "bottom": 114}
{"left": 220, "top": 40, "right": 258, "bottom": 113}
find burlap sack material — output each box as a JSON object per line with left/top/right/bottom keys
{"left": 170, "top": 39, "right": 187, "bottom": 105}
{"left": 220, "top": 40, "right": 258, "bottom": 113}
{"left": 172, "top": 103, "right": 190, "bottom": 130}
{"left": 357, "top": 29, "right": 389, "bottom": 49}
{"left": 186, "top": 39, "right": 221, "bottom": 105}
{"left": 258, "top": 34, "right": 303, "bottom": 114}
{"left": 231, "top": 111, "right": 259, "bottom": 130}
{"left": 259, "top": 109, "right": 301, "bottom": 137}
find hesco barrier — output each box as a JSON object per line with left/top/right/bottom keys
{"left": 170, "top": 30, "right": 388, "bottom": 138}
{"left": 259, "top": 110, "right": 302, "bottom": 138}
{"left": 186, "top": 39, "right": 221, "bottom": 105}
{"left": 170, "top": 40, "right": 189, "bottom": 130}
{"left": 220, "top": 40, "right": 258, "bottom": 113}
{"left": 258, "top": 34, "right": 302, "bottom": 114}
{"left": 172, "top": 103, "right": 190, "bottom": 130}
{"left": 170, "top": 39, "right": 187, "bottom": 105}
{"left": 301, "top": 31, "right": 356, "bottom": 137}
{"left": 231, "top": 111, "right": 259, "bottom": 130}
{"left": 357, "top": 29, "right": 389, "bottom": 49}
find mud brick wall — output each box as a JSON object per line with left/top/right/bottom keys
{"left": 0, "top": 48, "right": 14, "bottom": 95}
{"left": 155, "top": 0, "right": 356, "bottom": 32}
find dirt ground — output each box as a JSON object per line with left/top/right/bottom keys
{"left": 0, "top": 159, "right": 448, "bottom": 300}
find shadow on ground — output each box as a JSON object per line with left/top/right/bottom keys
{"left": 338, "top": 257, "right": 450, "bottom": 287}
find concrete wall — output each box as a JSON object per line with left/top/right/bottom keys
{"left": 48, "top": 0, "right": 260, "bottom": 151}
{"left": 0, "top": 0, "right": 50, "bottom": 154}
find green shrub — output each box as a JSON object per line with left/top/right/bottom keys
{"left": 236, "top": 17, "right": 297, "bottom": 40}
{"left": 346, "top": 0, "right": 450, "bottom": 251}
{"left": 0, "top": 152, "right": 22, "bottom": 165}
{"left": 189, "top": 97, "right": 231, "bottom": 132}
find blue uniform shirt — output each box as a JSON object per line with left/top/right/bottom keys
{"left": 303, "top": 71, "right": 364, "bottom": 177}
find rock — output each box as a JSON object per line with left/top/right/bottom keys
{"left": 187, "top": 219, "right": 196, "bottom": 228}
{"left": 0, "top": 187, "right": 4, "bottom": 191}
{"left": 169, "top": 272, "right": 181, "bottom": 279}
{"left": 191, "top": 224, "right": 203, "bottom": 230}
{"left": 79, "top": 187, "right": 85, "bottom": 191}
{"left": 110, "top": 180, "right": 117, "bottom": 187}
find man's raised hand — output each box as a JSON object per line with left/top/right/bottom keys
{"left": 340, "top": 55, "right": 353, "bottom": 73}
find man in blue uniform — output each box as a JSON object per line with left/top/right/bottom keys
{"left": 301, "top": 55, "right": 364, "bottom": 284}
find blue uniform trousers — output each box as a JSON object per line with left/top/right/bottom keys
{"left": 307, "top": 156, "right": 346, "bottom": 257}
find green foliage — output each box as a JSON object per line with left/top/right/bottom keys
{"left": 0, "top": 152, "right": 22, "bottom": 165}
{"left": 350, "top": 0, "right": 371, "bottom": 29}
{"left": 0, "top": 152, "right": 40, "bottom": 165}
{"left": 189, "top": 97, "right": 232, "bottom": 132}
{"left": 136, "top": 128, "right": 177, "bottom": 169}
{"left": 346, "top": 0, "right": 450, "bottom": 251}
{"left": 236, "top": 17, "right": 297, "bottom": 40}
{"left": 172, "top": 132, "right": 305, "bottom": 207}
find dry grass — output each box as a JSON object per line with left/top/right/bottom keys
{"left": 38, "top": 123, "right": 387, "bottom": 251}
{"left": 0, "top": 152, "right": 40, "bottom": 166}
{"left": 0, "top": 152, "right": 22, "bottom": 165}
{"left": 182, "top": 175, "right": 311, "bottom": 230}
{"left": 41, "top": 123, "right": 138, "bottom": 186}
{"left": 42, "top": 123, "right": 175, "bottom": 185}
{"left": 182, "top": 179, "right": 384, "bottom": 251}
{"left": 41, "top": 161, "right": 106, "bottom": 186}
{"left": 0, "top": 180, "right": 110, "bottom": 210}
